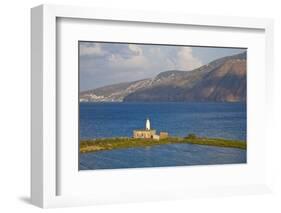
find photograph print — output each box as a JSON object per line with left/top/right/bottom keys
{"left": 79, "top": 41, "right": 247, "bottom": 170}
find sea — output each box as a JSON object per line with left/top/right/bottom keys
{"left": 79, "top": 102, "right": 247, "bottom": 170}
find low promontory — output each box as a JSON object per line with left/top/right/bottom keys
{"left": 80, "top": 134, "right": 246, "bottom": 153}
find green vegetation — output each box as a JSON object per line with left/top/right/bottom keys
{"left": 80, "top": 134, "right": 246, "bottom": 153}
{"left": 185, "top": 133, "right": 197, "bottom": 139}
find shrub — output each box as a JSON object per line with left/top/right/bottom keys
{"left": 186, "top": 133, "right": 197, "bottom": 139}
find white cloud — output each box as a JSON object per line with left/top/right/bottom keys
{"left": 106, "top": 44, "right": 150, "bottom": 70}
{"left": 80, "top": 43, "right": 105, "bottom": 56}
{"left": 128, "top": 44, "right": 143, "bottom": 55}
{"left": 108, "top": 52, "right": 149, "bottom": 70}
{"left": 148, "top": 48, "right": 176, "bottom": 71}
{"left": 176, "top": 47, "right": 202, "bottom": 70}
{"left": 100, "top": 45, "right": 202, "bottom": 74}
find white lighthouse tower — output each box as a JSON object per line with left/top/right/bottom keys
{"left": 146, "top": 118, "right": 151, "bottom": 130}
{"left": 133, "top": 117, "right": 168, "bottom": 140}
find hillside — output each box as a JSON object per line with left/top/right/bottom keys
{"left": 80, "top": 52, "right": 247, "bottom": 102}
{"left": 80, "top": 79, "right": 151, "bottom": 102}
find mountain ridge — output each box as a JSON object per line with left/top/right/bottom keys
{"left": 80, "top": 52, "right": 247, "bottom": 102}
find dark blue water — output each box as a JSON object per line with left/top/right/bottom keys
{"left": 80, "top": 102, "right": 246, "bottom": 140}
{"left": 79, "top": 102, "right": 246, "bottom": 170}
{"left": 80, "top": 144, "right": 246, "bottom": 170}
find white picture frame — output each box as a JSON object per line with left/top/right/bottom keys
{"left": 31, "top": 4, "right": 274, "bottom": 208}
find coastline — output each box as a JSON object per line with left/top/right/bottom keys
{"left": 80, "top": 136, "right": 246, "bottom": 153}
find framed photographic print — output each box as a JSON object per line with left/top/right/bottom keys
{"left": 31, "top": 4, "right": 274, "bottom": 208}
{"left": 78, "top": 41, "right": 247, "bottom": 170}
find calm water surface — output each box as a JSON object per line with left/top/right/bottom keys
{"left": 79, "top": 102, "right": 246, "bottom": 170}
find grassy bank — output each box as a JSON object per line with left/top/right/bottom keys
{"left": 80, "top": 135, "right": 246, "bottom": 153}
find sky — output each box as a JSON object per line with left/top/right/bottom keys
{"left": 79, "top": 42, "right": 246, "bottom": 91}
